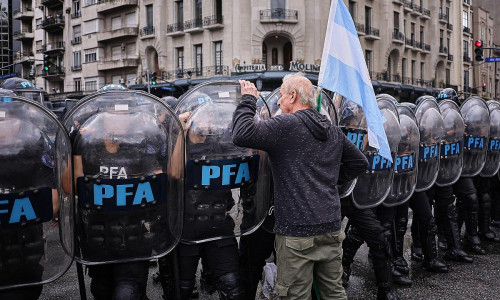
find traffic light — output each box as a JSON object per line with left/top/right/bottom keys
{"left": 151, "top": 72, "right": 157, "bottom": 85}
{"left": 482, "top": 82, "right": 486, "bottom": 92}
{"left": 475, "top": 40, "right": 484, "bottom": 61}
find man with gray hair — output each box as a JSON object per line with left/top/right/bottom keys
{"left": 232, "top": 73, "right": 368, "bottom": 299}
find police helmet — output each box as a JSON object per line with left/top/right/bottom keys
{"left": 437, "top": 88, "right": 459, "bottom": 105}
{"left": 161, "top": 96, "right": 178, "bottom": 109}
{"left": 415, "top": 95, "right": 437, "bottom": 106}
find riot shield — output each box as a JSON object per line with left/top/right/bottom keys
{"left": 460, "top": 97, "right": 490, "bottom": 177}
{"left": 0, "top": 95, "right": 73, "bottom": 291}
{"left": 63, "top": 90, "right": 183, "bottom": 264}
{"left": 414, "top": 99, "right": 444, "bottom": 192}
{"left": 480, "top": 101, "right": 500, "bottom": 177}
{"left": 436, "top": 100, "right": 465, "bottom": 186}
{"left": 176, "top": 81, "right": 271, "bottom": 243}
{"left": 384, "top": 105, "right": 419, "bottom": 206}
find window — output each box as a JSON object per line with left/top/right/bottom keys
{"left": 271, "top": 0, "right": 286, "bottom": 10}
{"left": 84, "top": 48, "right": 97, "bottom": 63}
{"left": 176, "top": 1, "right": 184, "bottom": 23}
{"left": 195, "top": 44, "right": 203, "bottom": 76}
{"left": 404, "top": 19, "right": 407, "bottom": 36}
{"left": 365, "top": 50, "right": 372, "bottom": 74}
{"left": 463, "top": 40, "right": 469, "bottom": 57}
{"left": 464, "top": 70, "right": 469, "bottom": 90}
{"left": 36, "top": 18, "right": 42, "bottom": 27}
{"left": 214, "top": 41, "right": 222, "bottom": 74}
{"left": 440, "top": 30, "right": 444, "bottom": 48}
{"left": 420, "top": 26, "right": 424, "bottom": 44}
{"left": 262, "top": 43, "right": 267, "bottom": 66}
{"left": 394, "top": 12, "right": 399, "bottom": 31}
{"left": 111, "top": 46, "right": 121, "bottom": 59}
{"left": 73, "top": 0, "right": 81, "bottom": 16}
{"left": 365, "top": 6, "right": 372, "bottom": 30}
{"left": 402, "top": 58, "right": 407, "bottom": 79}
{"left": 74, "top": 79, "right": 81, "bottom": 92}
{"left": 446, "top": 69, "right": 451, "bottom": 85}
{"left": 349, "top": 1, "right": 357, "bottom": 21}
{"left": 176, "top": 47, "right": 184, "bottom": 70}
{"left": 73, "top": 51, "right": 81, "bottom": 68}
{"left": 126, "top": 13, "right": 136, "bottom": 26}
{"left": 125, "top": 43, "right": 136, "bottom": 56}
{"left": 73, "top": 25, "right": 81, "bottom": 38}
{"left": 112, "top": 16, "right": 122, "bottom": 30}
{"left": 410, "top": 22, "right": 415, "bottom": 42}
{"left": 214, "top": 0, "right": 222, "bottom": 17}
{"left": 36, "top": 40, "right": 42, "bottom": 52}
{"left": 112, "top": 75, "right": 122, "bottom": 85}
{"left": 83, "top": 19, "right": 98, "bottom": 34}
{"left": 194, "top": 0, "right": 202, "bottom": 20}
{"left": 83, "top": 0, "right": 98, "bottom": 7}
{"left": 462, "top": 10, "right": 468, "bottom": 28}
{"left": 420, "top": 62, "right": 425, "bottom": 81}
{"left": 411, "top": 60, "right": 416, "bottom": 83}
{"left": 85, "top": 78, "right": 97, "bottom": 91}
{"left": 146, "top": 4, "right": 154, "bottom": 28}
{"left": 126, "top": 73, "right": 136, "bottom": 85}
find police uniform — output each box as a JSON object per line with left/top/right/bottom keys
{"left": 0, "top": 120, "right": 55, "bottom": 300}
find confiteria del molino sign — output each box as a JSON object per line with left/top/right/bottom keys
{"left": 234, "top": 61, "right": 321, "bottom": 73}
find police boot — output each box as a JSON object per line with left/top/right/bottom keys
{"left": 478, "top": 193, "right": 500, "bottom": 242}
{"left": 465, "top": 212, "right": 487, "bottom": 255}
{"left": 216, "top": 272, "right": 246, "bottom": 300}
{"left": 491, "top": 191, "right": 500, "bottom": 228}
{"left": 420, "top": 219, "right": 449, "bottom": 273}
{"left": 393, "top": 216, "right": 409, "bottom": 275}
{"left": 341, "top": 227, "right": 364, "bottom": 287}
{"left": 156, "top": 256, "right": 176, "bottom": 299}
{"left": 442, "top": 204, "right": 473, "bottom": 263}
{"left": 200, "top": 268, "right": 217, "bottom": 295}
{"left": 377, "top": 286, "right": 400, "bottom": 300}
{"left": 180, "top": 280, "right": 197, "bottom": 300}
{"left": 410, "top": 221, "right": 423, "bottom": 261}
{"left": 373, "top": 254, "right": 400, "bottom": 300}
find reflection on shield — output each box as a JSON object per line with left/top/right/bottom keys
{"left": 0, "top": 95, "right": 73, "bottom": 291}
{"left": 176, "top": 81, "right": 272, "bottom": 243}
{"left": 480, "top": 101, "right": 500, "bottom": 177}
{"left": 460, "top": 97, "right": 490, "bottom": 177}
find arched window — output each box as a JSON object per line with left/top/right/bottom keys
{"left": 272, "top": 48, "right": 278, "bottom": 65}
{"left": 262, "top": 43, "right": 267, "bottom": 66}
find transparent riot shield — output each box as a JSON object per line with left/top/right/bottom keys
{"left": 63, "top": 90, "right": 183, "bottom": 264}
{"left": 414, "top": 99, "right": 444, "bottom": 192}
{"left": 384, "top": 105, "right": 419, "bottom": 207}
{"left": 0, "top": 95, "right": 73, "bottom": 291}
{"left": 176, "top": 81, "right": 271, "bottom": 243}
{"left": 480, "top": 101, "right": 500, "bottom": 177}
{"left": 460, "top": 97, "right": 490, "bottom": 177}
{"left": 436, "top": 100, "right": 465, "bottom": 186}
{"left": 350, "top": 98, "right": 400, "bottom": 209}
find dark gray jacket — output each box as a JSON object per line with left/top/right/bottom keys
{"left": 232, "top": 94, "right": 368, "bottom": 237}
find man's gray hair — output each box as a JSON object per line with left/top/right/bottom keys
{"left": 282, "top": 72, "right": 316, "bottom": 108}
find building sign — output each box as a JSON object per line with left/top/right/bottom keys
{"left": 234, "top": 64, "right": 266, "bottom": 73}
{"left": 289, "top": 61, "right": 321, "bottom": 73}
{"left": 270, "top": 65, "right": 284, "bottom": 71}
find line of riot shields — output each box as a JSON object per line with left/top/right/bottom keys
{"left": 1, "top": 79, "right": 500, "bottom": 296}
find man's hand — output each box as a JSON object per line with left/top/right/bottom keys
{"left": 179, "top": 111, "right": 192, "bottom": 132}
{"left": 239, "top": 80, "right": 260, "bottom": 99}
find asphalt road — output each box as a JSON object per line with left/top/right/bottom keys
{"left": 37, "top": 224, "right": 500, "bottom": 300}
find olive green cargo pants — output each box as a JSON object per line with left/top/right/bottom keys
{"left": 274, "top": 230, "right": 346, "bottom": 300}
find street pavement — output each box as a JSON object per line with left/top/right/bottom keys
{"left": 38, "top": 224, "right": 500, "bottom": 300}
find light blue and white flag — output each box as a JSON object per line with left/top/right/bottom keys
{"left": 318, "top": 0, "right": 391, "bottom": 162}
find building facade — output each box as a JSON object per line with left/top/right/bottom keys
{"left": 10, "top": 0, "right": 499, "bottom": 101}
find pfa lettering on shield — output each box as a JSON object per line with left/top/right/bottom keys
{"left": 420, "top": 144, "right": 438, "bottom": 160}
{"left": 0, "top": 188, "right": 53, "bottom": 229}
{"left": 440, "top": 141, "right": 461, "bottom": 158}
{"left": 395, "top": 154, "right": 414, "bottom": 173}
{"left": 465, "top": 136, "right": 485, "bottom": 150}
{"left": 368, "top": 154, "right": 393, "bottom": 172}
{"left": 489, "top": 138, "right": 500, "bottom": 151}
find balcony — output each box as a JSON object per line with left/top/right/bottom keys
{"left": 439, "top": 46, "right": 448, "bottom": 56}
{"left": 392, "top": 30, "right": 405, "bottom": 44}
{"left": 423, "top": 43, "right": 431, "bottom": 52}
{"left": 355, "top": 22, "right": 365, "bottom": 36}
{"left": 403, "top": 1, "right": 412, "bottom": 12}
{"left": 438, "top": 13, "right": 448, "bottom": 23}
{"left": 38, "top": 17, "right": 65, "bottom": 33}
{"left": 204, "top": 15, "right": 224, "bottom": 30}
{"left": 421, "top": 8, "right": 431, "bottom": 20}
{"left": 392, "top": 0, "right": 404, "bottom": 6}
{"left": 13, "top": 29, "right": 34, "bottom": 41}
{"left": 162, "top": 65, "right": 230, "bottom": 80}
{"left": 184, "top": 18, "right": 203, "bottom": 33}
{"left": 41, "top": 42, "right": 65, "bottom": 55}
{"left": 448, "top": 54, "right": 454, "bottom": 61}
{"left": 13, "top": 7, "right": 34, "bottom": 20}
{"left": 364, "top": 26, "right": 380, "bottom": 40}
{"left": 41, "top": 0, "right": 63, "bottom": 9}
{"left": 97, "top": 26, "right": 139, "bottom": 42}
{"left": 42, "top": 66, "right": 65, "bottom": 81}
{"left": 260, "top": 8, "right": 298, "bottom": 23}
{"left": 447, "top": 23, "right": 453, "bottom": 31}
{"left": 13, "top": 52, "right": 34, "bottom": 64}
{"left": 410, "top": 4, "right": 422, "bottom": 16}
{"left": 463, "top": 26, "right": 471, "bottom": 35}
{"left": 71, "top": 36, "right": 82, "bottom": 45}
{"left": 463, "top": 0, "right": 471, "bottom": 6}
{"left": 405, "top": 38, "right": 416, "bottom": 49}
{"left": 97, "top": 57, "right": 140, "bottom": 71}
{"left": 370, "top": 72, "right": 403, "bottom": 83}
{"left": 71, "top": 65, "right": 82, "bottom": 72}
{"left": 71, "top": 11, "right": 81, "bottom": 19}
{"left": 166, "top": 22, "right": 185, "bottom": 36}
{"left": 140, "top": 26, "right": 155, "bottom": 38}
{"left": 97, "top": 0, "right": 138, "bottom": 14}
{"left": 463, "top": 55, "right": 471, "bottom": 63}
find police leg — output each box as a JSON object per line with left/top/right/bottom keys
{"left": 409, "top": 192, "right": 448, "bottom": 273}
{"left": 433, "top": 185, "right": 473, "bottom": 263}
{"left": 392, "top": 202, "right": 410, "bottom": 275}
{"left": 156, "top": 252, "right": 176, "bottom": 299}
{"left": 474, "top": 176, "right": 500, "bottom": 242}
{"left": 177, "top": 243, "right": 203, "bottom": 299}
{"left": 88, "top": 264, "right": 114, "bottom": 300}
{"left": 453, "top": 178, "right": 486, "bottom": 255}
{"left": 428, "top": 186, "right": 448, "bottom": 251}
{"left": 376, "top": 205, "right": 412, "bottom": 287}
{"left": 410, "top": 215, "right": 423, "bottom": 261}
{"left": 111, "top": 261, "right": 150, "bottom": 300}
{"left": 491, "top": 176, "right": 500, "bottom": 228}
{"left": 341, "top": 198, "right": 399, "bottom": 300}
{"left": 203, "top": 238, "right": 245, "bottom": 300}
{"left": 239, "top": 226, "right": 275, "bottom": 300}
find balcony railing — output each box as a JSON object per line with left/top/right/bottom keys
{"left": 71, "top": 11, "right": 81, "bottom": 19}
{"left": 463, "top": 0, "right": 471, "bottom": 6}
{"left": 365, "top": 26, "right": 380, "bottom": 37}
{"left": 439, "top": 46, "right": 448, "bottom": 54}
{"left": 71, "top": 65, "right": 82, "bottom": 71}
{"left": 38, "top": 16, "right": 65, "bottom": 32}
{"left": 355, "top": 22, "right": 365, "bottom": 34}
{"left": 140, "top": 26, "right": 155, "bottom": 36}
{"left": 184, "top": 18, "right": 203, "bottom": 31}
{"left": 97, "top": 56, "right": 140, "bottom": 70}
{"left": 13, "top": 29, "right": 34, "bottom": 40}
{"left": 463, "top": 55, "right": 471, "bottom": 62}
{"left": 448, "top": 54, "right": 454, "bottom": 61}
{"left": 204, "top": 15, "right": 223, "bottom": 27}
{"left": 42, "top": 66, "right": 65, "bottom": 77}
{"left": 97, "top": 26, "right": 139, "bottom": 41}
{"left": 13, "top": 7, "right": 34, "bottom": 20}
{"left": 259, "top": 9, "right": 298, "bottom": 22}
{"left": 167, "top": 22, "right": 184, "bottom": 34}
{"left": 447, "top": 23, "right": 453, "bottom": 31}
{"left": 438, "top": 13, "right": 448, "bottom": 22}
{"left": 463, "top": 27, "right": 471, "bottom": 34}
{"left": 41, "top": 41, "right": 65, "bottom": 54}
{"left": 410, "top": 3, "right": 421, "bottom": 15}
{"left": 423, "top": 43, "right": 431, "bottom": 52}
{"left": 163, "top": 65, "right": 230, "bottom": 80}
{"left": 71, "top": 36, "right": 82, "bottom": 45}
{"left": 393, "top": 30, "right": 405, "bottom": 42}
{"left": 405, "top": 38, "right": 417, "bottom": 47}
{"left": 421, "top": 8, "right": 431, "bottom": 18}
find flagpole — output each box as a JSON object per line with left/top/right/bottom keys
{"left": 316, "top": 88, "right": 323, "bottom": 113}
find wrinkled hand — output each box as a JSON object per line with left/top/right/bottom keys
{"left": 239, "top": 80, "right": 260, "bottom": 99}
{"left": 179, "top": 111, "right": 192, "bottom": 131}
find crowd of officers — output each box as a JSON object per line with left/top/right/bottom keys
{"left": 0, "top": 76, "right": 499, "bottom": 300}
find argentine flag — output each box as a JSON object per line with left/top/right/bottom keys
{"left": 318, "top": 0, "right": 392, "bottom": 162}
